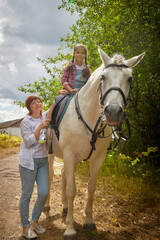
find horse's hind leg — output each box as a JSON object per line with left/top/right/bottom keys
{"left": 84, "top": 153, "right": 105, "bottom": 229}
{"left": 43, "top": 153, "right": 54, "bottom": 218}
{"left": 63, "top": 156, "right": 77, "bottom": 237}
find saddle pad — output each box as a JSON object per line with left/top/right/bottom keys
{"left": 49, "top": 94, "right": 74, "bottom": 139}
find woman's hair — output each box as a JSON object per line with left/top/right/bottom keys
{"left": 65, "top": 43, "right": 91, "bottom": 78}
{"left": 25, "top": 95, "right": 42, "bottom": 115}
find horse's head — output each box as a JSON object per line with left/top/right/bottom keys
{"left": 98, "top": 47, "right": 145, "bottom": 126}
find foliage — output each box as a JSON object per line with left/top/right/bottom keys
{"left": 16, "top": 55, "right": 67, "bottom": 111}
{"left": 0, "top": 133, "right": 22, "bottom": 149}
{"left": 101, "top": 147, "right": 160, "bottom": 183}
{"left": 75, "top": 147, "right": 160, "bottom": 202}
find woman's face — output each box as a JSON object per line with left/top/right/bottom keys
{"left": 30, "top": 99, "right": 42, "bottom": 114}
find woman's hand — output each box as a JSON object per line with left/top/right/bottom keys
{"left": 41, "top": 119, "right": 51, "bottom": 128}
{"left": 34, "top": 119, "right": 50, "bottom": 140}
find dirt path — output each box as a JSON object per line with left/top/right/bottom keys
{"left": 0, "top": 151, "right": 160, "bottom": 240}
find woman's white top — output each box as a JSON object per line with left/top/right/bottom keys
{"left": 19, "top": 112, "right": 48, "bottom": 170}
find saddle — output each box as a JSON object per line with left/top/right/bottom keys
{"left": 49, "top": 93, "right": 74, "bottom": 140}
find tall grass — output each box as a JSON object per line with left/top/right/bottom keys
{"left": 0, "top": 133, "right": 22, "bottom": 149}
{"left": 75, "top": 148, "right": 160, "bottom": 203}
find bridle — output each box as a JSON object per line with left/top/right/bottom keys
{"left": 75, "top": 63, "right": 132, "bottom": 161}
{"left": 100, "top": 63, "right": 131, "bottom": 108}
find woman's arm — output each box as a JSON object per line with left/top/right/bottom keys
{"left": 33, "top": 119, "right": 50, "bottom": 140}
{"left": 21, "top": 118, "right": 50, "bottom": 147}
{"left": 45, "top": 101, "right": 56, "bottom": 122}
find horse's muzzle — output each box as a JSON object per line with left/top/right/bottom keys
{"left": 104, "top": 104, "right": 123, "bottom": 126}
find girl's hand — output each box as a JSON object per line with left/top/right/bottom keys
{"left": 71, "top": 88, "right": 79, "bottom": 92}
{"left": 58, "top": 89, "right": 68, "bottom": 95}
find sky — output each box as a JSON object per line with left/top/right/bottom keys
{"left": 0, "top": 0, "right": 78, "bottom": 122}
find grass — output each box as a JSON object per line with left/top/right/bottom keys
{"left": 75, "top": 149, "right": 160, "bottom": 205}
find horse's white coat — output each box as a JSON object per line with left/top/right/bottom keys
{"left": 46, "top": 48, "right": 145, "bottom": 237}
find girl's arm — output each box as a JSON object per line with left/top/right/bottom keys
{"left": 63, "top": 84, "right": 78, "bottom": 93}
{"left": 61, "top": 68, "right": 69, "bottom": 87}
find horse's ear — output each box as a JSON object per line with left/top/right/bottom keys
{"left": 98, "top": 46, "right": 111, "bottom": 66}
{"left": 125, "top": 52, "right": 145, "bottom": 68}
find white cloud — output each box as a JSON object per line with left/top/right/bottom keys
{"left": 0, "top": 99, "right": 13, "bottom": 109}
{"left": 8, "top": 62, "right": 18, "bottom": 74}
{"left": 0, "top": 32, "right": 4, "bottom": 45}
{"left": 0, "top": 99, "right": 28, "bottom": 122}
{"left": 0, "top": 106, "right": 28, "bottom": 122}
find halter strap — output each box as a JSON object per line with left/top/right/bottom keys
{"left": 100, "top": 63, "right": 130, "bottom": 108}
{"left": 100, "top": 86, "right": 128, "bottom": 108}
{"left": 105, "top": 63, "right": 129, "bottom": 69}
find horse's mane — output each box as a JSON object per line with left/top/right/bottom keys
{"left": 111, "top": 54, "right": 125, "bottom": 64}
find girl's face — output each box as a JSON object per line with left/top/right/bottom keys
{"left": 30, "top": 99, "right": 42, "bottom": 114}
{"left": 73, "top": 47, "right": 86, "bottom": 63}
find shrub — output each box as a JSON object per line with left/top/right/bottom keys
{"left": 0, "top": 133, "right": 22, "bottom": 149}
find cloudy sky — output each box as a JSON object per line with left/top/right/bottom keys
{"left": 0, "top": 0, "right": 78, "bottom": 122}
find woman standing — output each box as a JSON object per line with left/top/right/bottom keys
{"left": 19, "top": 95, "right": 54, "bottom": 239}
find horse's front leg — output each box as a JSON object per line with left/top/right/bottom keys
{"left": 62, "top": 167, "right": 68, "bottom": 216}
{"left": 43, "top": 153, "right": 54, "bottom": 218}
{"left": 84, "top": 152, "right": 106, "bottom": 229}
{"left": 63, "top": 157, "right": 77, "bottom": 237}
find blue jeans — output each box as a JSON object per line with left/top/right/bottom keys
{"left": 19, "top": 157, "right": 49, "bottom": 227}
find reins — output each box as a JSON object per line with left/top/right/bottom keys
{"left": 74, "top": 63, "right": 132, "bottom": 161}
{"left": 75, "top": 93, "right": 111, "bottom": 161}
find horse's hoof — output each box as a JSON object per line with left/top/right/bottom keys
{"left": 84, "top": 223, "right": 96, "bottom": 230}
{"left": 63, "top": 235, "right": 77, "bottom": 240}
{"left": 63, "top": 229, "right": 77, "bottom": 240}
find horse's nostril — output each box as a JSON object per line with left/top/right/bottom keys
{"left": 118, "top": 107, "right": 123, "bottom": 116}
{"left": 104, "top": 106, "right": 109, "bottom": 116}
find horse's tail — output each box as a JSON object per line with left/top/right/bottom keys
{"left": 49, "top": 139, "right": 53, "bottom": 154}
{"left": 48, "top": 128, "right": 53, "bottom": 154}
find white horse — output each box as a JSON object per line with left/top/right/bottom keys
{"left": 45, "top": 47, "right": 145, "bottom": 238}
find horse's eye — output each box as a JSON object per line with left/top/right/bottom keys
{"left": 128, "top": 77, "right": 132, "bottom": 83}
{"left": 100, "top": 75, "right": 105, "bottom": 81}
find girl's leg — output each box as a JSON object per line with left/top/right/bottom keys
{"left": 31, "top": 159, "right": 49, "bottom": 222}
{"left": 19, "top": 165, "right": 37, "bottom": 227}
